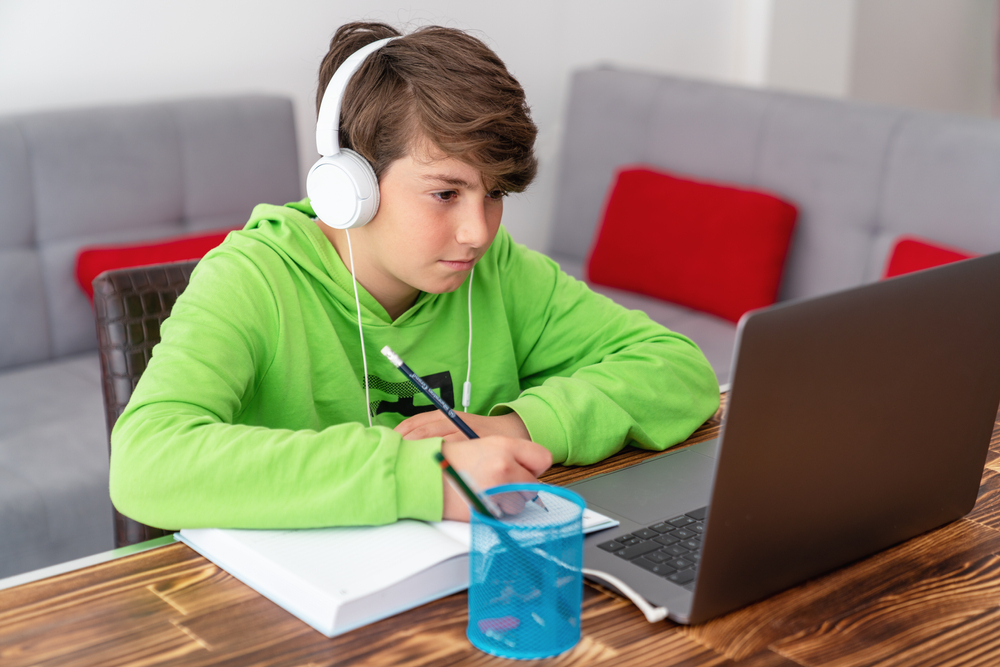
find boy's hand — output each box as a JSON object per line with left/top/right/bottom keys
{"left": 395, "top": 412, "right": 550, "bottom": 522}
{"left": 438, "top": 436, "right": 552, "bottom": 522}
{"left": 395, "top": 411, "right": 530, "bottom": 442}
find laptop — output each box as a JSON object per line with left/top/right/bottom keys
{"left": 568, "top": 251, "right": 1000, "bottom": 624}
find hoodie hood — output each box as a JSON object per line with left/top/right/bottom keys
{"left": 238, "top": 199, "right": 450, "bottom": 327}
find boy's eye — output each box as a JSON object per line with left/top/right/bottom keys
{"left": 487, "top": 189, "right": 506, "bottom": 201}
{"left": 434, "top": 191, "right": 457, "bottom": 202}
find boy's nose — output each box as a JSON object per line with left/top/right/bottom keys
{"left": 455, "top": 201, "right": 491, "bottom": 247}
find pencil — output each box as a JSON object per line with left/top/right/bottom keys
{"left": 381, "top": 345, "right": 547, "bottom": 512}
{"left": 381, "top": 346, "right": 478, "bottom": 439}
{"left": 434, "top": 451, "right": 503, "bottom": 518}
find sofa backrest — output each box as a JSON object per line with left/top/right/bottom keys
{"left": 0, "top": 96, "right": 301, "bottom": 371}
{"left": 550, "top": 67, "right": 1000, "bottom": 303}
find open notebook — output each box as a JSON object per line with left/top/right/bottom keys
{"left": 177, "top": 509, "right": 616, "bottom": 637}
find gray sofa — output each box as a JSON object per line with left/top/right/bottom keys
{"left": 5, "top": 66, "right": 1000, "bottom": 581}
{"left": 0, "top": 96, "right": 300, "bottom": 578}
{"left": 550, "top": 67, "right": 1000, "bottom": 387}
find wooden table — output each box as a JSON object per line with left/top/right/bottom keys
{"left": 5, "top": 397, "right": 1000, "bottom": 667}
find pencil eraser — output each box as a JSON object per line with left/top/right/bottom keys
{"left": 381, "top": 346, "right": 402, "bottom": 367}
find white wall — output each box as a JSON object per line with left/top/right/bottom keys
{"left": 728, "top": 0, "right": 776, "bottom": 86}
{"left": 7, "top": 1, "right": 990, "bottom": 251}
{"left": 766, "top": 0, "right": 857, "bottom": 97}
{"left": 849, "top": 0, "right": 997, "bottom": 117}
{"left": 752, "top": 0, "right": 998, "bottom": 116}
{"left": 0, "top": 0, "right": 751, "bottom": 252}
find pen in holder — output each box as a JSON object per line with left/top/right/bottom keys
{"left": 467, "top": 484, "right": 585, "bottom": 660}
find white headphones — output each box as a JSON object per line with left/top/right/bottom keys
{"left": 311, "top": 35, "right": 476, "bottom": 427}
{"left": 307, "top": 37, "right": 398, "bottom": 229}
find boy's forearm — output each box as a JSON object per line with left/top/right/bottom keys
{"left": 110, "top": 406, "right": 445, "bottom": 529}
{"left": 496, "top": 337, "right": 720, "bottom": 466}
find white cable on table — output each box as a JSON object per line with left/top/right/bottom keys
{"left": 582, "top": 568, "right": 669, "bottom": 623}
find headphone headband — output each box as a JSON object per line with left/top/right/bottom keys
{"left": 315, "top": 36, "right": 398, "bottom": 157}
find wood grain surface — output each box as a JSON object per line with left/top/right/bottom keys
{"left": 3, "top": 397, "right": 1000, "bottom": 667}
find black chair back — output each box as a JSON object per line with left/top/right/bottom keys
{"left": 93, "top": 260, "right": 199, "bottom": 548}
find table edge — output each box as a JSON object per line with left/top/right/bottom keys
{"left": 0, "top": 534, "right": 176, "bottom": 592}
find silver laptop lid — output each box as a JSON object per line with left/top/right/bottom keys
{"left": 690, "top": 251, "right": 1000, "bottom": 623}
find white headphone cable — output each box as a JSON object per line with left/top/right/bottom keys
{"left": 345, "top": 230, "right": 373, "bottom": 428}
{"left": 511, "top": 538, "right": 667, "bottom": 623}
{"left": 462, "top": 266, "right": 475, "bottom": 411}
{"left": 582, "top": 568, "right": 668, "bottom": 623}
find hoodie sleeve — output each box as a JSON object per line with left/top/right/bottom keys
{"left": 489, "top": 230, "right": 720, "bottom": 466}
{"left": 109, "top": 245, "right": 444, "bottom": 530}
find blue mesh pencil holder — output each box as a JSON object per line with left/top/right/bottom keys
{"left": 467, "top": 483, "right": 585, "bottom": 660}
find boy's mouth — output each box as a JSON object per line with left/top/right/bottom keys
{"left": 439, "top": 258, "right": 477, "bottom": 270}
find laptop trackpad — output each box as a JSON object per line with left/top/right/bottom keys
{"left": 570, "top": 447, "right": 716, "bottom": 526}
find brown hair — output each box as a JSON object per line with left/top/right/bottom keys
{"left": 316, "top": 22, "right": 537, "bottom": 193}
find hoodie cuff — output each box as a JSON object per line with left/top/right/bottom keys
{"left": 490, "top": 394, "right": 568, "bottom": 464}
{"left": 395, "top": 437, "right": 445, "bottom": 521}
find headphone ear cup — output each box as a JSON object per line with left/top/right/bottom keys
{"left": 306, "top": 149, "right": 380, "bottom": 229}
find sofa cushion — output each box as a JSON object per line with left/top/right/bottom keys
{"left": 879, "top": 115, "right": 1000, "bottom": 257}
{"left": 0, "top": 96, "right": 302, "bottom": 372}
{"left": 0, "top": 353, "right": 113, "bottom": 579}
{"left": 22, "top": 106, "right": 184, "bottom": 245}
{"left": 586, "top": 167, "right": 797, "bottom": 323}
{"left": 882, "top": 236, "right": 978, "bottom": 279}
{"left": 75, "top": 230, "right": 234, "bottom": 301}
{"left": 753, "top": 95, "right": 901, "bottom": 300}
{"left": 549, "top": 69, "right": 771, "bottom": 263}
{"left": 0, "top": 250, "right": 51, "bottom": 368}
{"left": 173, "top": 97, "right": 301, "bottom": 228}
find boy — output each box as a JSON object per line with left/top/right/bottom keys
{"left": 110, "top": 22, "right": 720, "bottom": 529}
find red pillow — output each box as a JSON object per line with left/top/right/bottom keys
{"left": 76, "top": 229, "right": 235, "bottom": 301}
{"left": 882, "top": 235, "right": 978, "bottom": 279}
{"left": 586, "top": 168, "right": 797, "bottom": 323}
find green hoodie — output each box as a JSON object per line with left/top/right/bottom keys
{"left": 110, "top": 200, "right": 720, "bottom": 529}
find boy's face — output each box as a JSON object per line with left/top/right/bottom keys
{"left": 356, "top": 141, "right": 504, "bottom": 313}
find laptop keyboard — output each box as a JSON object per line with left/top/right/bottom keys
{"left": 596, "top": 507, "right": 707, "bottom": 591}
